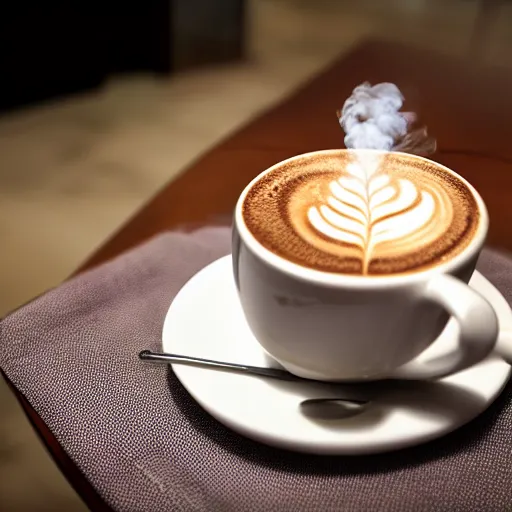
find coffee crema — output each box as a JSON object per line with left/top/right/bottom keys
{"left": 242, "top": 151, "right": 480, "bottom": 276}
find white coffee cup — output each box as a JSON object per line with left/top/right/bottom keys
{"left": 232, "top": 150, "right": 498, "bottom": 382}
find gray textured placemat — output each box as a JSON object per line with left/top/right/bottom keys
{"left": 1, "top": 227, "right": 511, "bottom": 512}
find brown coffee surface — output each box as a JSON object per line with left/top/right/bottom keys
{"left": 242, "top": 151, "right": 480, "bottom": 275}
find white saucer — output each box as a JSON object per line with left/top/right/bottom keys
{"left": 162, "top": 256, "right": 512, "bottom": 455}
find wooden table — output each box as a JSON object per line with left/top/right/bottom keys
{"left": 9, "top": 39, "right": 512, "bottom": 510}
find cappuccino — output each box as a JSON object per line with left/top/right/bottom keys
{"left": 242, "top": 150, "right": 480, "bottom": 276}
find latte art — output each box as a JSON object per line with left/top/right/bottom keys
{"left": 305, "top": 155, "right": 451, "bottom": 274}
{"left": 242, "top": 151, "right": 480, "bottom": 276}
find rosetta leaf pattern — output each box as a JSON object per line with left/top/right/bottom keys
{"left": 307, "top": 156, "right": 435, "bottom": 274}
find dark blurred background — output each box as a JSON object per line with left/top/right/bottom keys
{"left": 0, "top": 2, "right": 246, "bottom": 113}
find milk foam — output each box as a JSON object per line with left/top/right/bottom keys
{"left": 305, "top": 154, "right": 444, "bottom": 273}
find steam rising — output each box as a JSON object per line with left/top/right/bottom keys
{"left": 338, "top": 82, "right": 436, "bottom": 156}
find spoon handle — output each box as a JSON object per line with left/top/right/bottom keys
{"left": 139, "top": 350, "right": 300, "bottom": 381}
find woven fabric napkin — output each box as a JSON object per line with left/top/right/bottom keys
{"left": 1, "top": 227, "right": 512, "bottom": 512}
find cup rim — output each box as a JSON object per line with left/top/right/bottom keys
{"left": 234, "top": 149, "right": 489, "bottom": 289}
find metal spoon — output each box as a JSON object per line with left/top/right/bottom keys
{"left": 139, "top": 350, "right": 371, "bottom": 409}
{"left": 139, "top": 349, "right": 303, "bottom": 381}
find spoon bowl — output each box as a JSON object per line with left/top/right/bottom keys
{"left": 300, "top": 397, "right": 370, "bottom": 420}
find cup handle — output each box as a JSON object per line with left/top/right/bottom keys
{"left": 390, "top": 274, "right": 498, "bottom": 380}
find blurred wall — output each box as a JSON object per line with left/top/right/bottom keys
{"left": 172, "top": 0, "right": 246, "bottom": 70}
